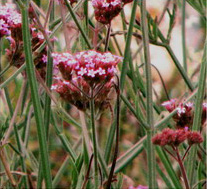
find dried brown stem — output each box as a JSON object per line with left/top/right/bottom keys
{"left": 0, "top": 149, "right": 16, "bottom": 187}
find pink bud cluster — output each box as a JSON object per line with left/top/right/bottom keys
{"left": 162, "top": 99, "right": 194, "bottom": 129}
{"left": 92, "top": 0, "right": 133, "bottom": 25}
{"left": 51, "top": 50, "right": 122, "bottom": 111}
{"left": 0, "top": 3, "right": 55, "bottom": 79}
{"left": 152, "top": 128, "right": 203, "bottom": 147}
{"left": 6, "top": 27, "right": 52, "bottom": 79}
{"left": 0, "top": 4, "right": 22, "bottom": 38}
{"left": 162, "top": 99, "right": 207, "bottom": 129}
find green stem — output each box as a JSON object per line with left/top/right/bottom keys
{"left": 90, "top": 89, "right": 99, "bottom": 188}
{"left": 20, "top": 4, "right": 52, "bottom": 188}
{"left": 106, "top": 78, "right": 120, "bottom": 189}
{"left": 187, "top": 42, "right": 207, "bottom": 186}
{"left": 63, "top": 0, "right": 93, "bottom": 49}
{"left": 44, "top": 0, "right": 54, "bottom": 139}
{"left": 140, "top": 0, "right": 156, "bottom": 188}
{"left": 105, "top": 23, "right": 112, "bottom": 52}
{"left": 120, "top": 0, "right": 138, "bottom": 91}
{"left": 182, "top": 0, "right": 187, "bottom": 72}
{"left": 165, "top": 45, "right": 194, "bottom": 91}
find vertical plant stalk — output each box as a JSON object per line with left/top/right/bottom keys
{"left": 90, "top": 88, "right": 99, "bottom": 188}
{"left": 43, "top": 0, "right": 54, "bottom": 29}
{"left": 79, "top": 111, "right": 92, "bottom": 156}
{"left": 120, "top": 0, "right": 138, "bottom": 91}
{"left": 44, "top": 0, "right": 54, "bottom": 142}
{"left": 182, "top": 0, "right": 187, "bottom": 72}
{"left": 81, "top": 154, "right": 94, "bottom": 189}
{"left": 20, "top": 3, "right": 52, "bottom": 188}
{"left": 106, "top": 77, "right": 120, "bottom": 189}
{"left": 187, "top": 42, "right": 206, "bottom": 186}
{"left": 37, "top": 0, "right": 55, "bottom": 186}
{"left": 105, "top": 23, "right": 112, "bottom": 52}
{"left": 175, "top": 147, "right": 190, "bottom": 189}
{"left": 140, "top": 0, "right": 156, "bottom": 188}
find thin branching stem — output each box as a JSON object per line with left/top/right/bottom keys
{"left": 140, "top": 0, "right": 156, "bottom": 187}
{"left": 175, "top": 147, "right": 190, "bottom": 189}
{"left": 105, "top": 23, "right": 112, "bottom": 52}
{"left": 19, "top": 2, "right": 52, "bottom": 187}
{"left": 106, "top": 76, "right": 120, "bottom": 189}
{"left": 90, "top": 88, "right": 99, "bottom": 188}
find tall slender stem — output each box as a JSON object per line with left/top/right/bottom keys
{"left": 175, "top": 147, "right": 190, "bottom": 189}
{"left": 140, "top": 0, "right": 156, "bottom": 188}
{"left": 90, "top": 88, "right": 99, "bottom": 188}
{"left": 182, "top": 0, "right": 187, "bottom": 73}
{"left": 105, "top": 23, "right": 111, "bottom": 52}
{"left": 120, "top": 0, "right": 138, "bottom": 91}
{"left": 187, "top": 42, "right": 207, "bottom": 186}
{"left": 106, "top": 79, "right": 120, "bottom": 189}
{"left": 19, "top": 2, "right": 52, "bottom": 188}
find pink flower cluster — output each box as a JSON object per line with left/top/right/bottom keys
{"left": 0, "top": 4, "right": 21, "bottom": 38}
{"left": 162, "top": 99, "right": 199, "bottom": 129}
{"left": 0, "top": 3, "right": 55, "bottom": 79}
{"left": 52, "top": 50, "right": 122, "bottom": 85}
{"left": 51, "top": 50, "right": 122, "bottom": 110}
{"left": 6, "top": 27, "right": 51, "bottom": 79}
{"left": 92, "top": 0, "right": 133, "bottom": 24}
{"left": 152, "top": 128, "right": 203, "bottom": 147}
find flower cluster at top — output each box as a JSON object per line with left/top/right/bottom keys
{"left": 92, "top": 0, "right": 133, "bottom": 24}
{"left": 152, "top": 128, "right": 203, "bottom": 147}
{"left": 0, "top": 3, "right": 55, "bottom": 79}
{"left": 51, "top": 50, "right": 122, "bottom": 111}
{"left": 0, "top": 3, "right": 21, "bottom": 38}
{"left": 161, "top": 99, "right": 206, "bottom": 129}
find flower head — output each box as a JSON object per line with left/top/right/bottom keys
{"left": 52, "top": 52, "right": 77, "bottom": 80}
{"left": 187, "top": 131, "right": 203, "bottom": 145}
{"left": 162, "top": 99, "right": 194, "bottom": 129}
{"left": 161, "top": 99, "right": 176, "bottom": 112}
{"left": 92, "top": 0, "right": 122, "bottom": 24}
{"left": 152, "top": 128, "right": 188, "bottom": 146}
{"left": 74, "top": 50, "right": 122, "bottom": 85}
{"left": 0, "top": 4, "right": 22, "bottom": 39}
{"left": 51, "top": 50, "right": 122, "bottom": 111}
